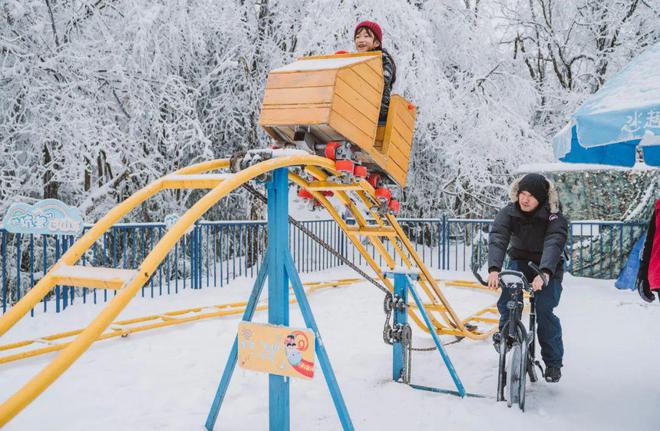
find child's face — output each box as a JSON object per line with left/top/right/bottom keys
{"left": 354, "top": 28, "right": 380, "bottom": 52}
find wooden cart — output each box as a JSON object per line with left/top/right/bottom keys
{"left": 260, "top": 52, "right": 416, "bottom": 187}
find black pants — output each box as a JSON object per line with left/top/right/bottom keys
{"left": 497, "top": 260, "right": 564, "bottom": 368}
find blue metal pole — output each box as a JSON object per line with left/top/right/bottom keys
{"left": 140, "top": 227, "right": 146, "bottom": 296}
{"left": 29, "top": 234, "right": 34, "bottom": 316}
{"left": 55, "top": 235, "right": 60, "bottom": 313}
{"left": 441, "top": 215, "right": 447, "bottom": 270}
{"left": 190, "top": 226, "right": 196, "bottom": 290}
{"left": 206, "top": 170, "right": 352, "bottom": 430}
{"left": 405, "top": 275, "right": 465, "bottom": 397}
{"left": 284, "top": 254, "right": 354, "bottom": 431}
{"left": 15, "top": 233, "right": 22, "bottom": 306}
{"left": 205, "top": 254, "right": 271, "bottom": 430}
{"left": 1, "top": 231, "right": 7, "bottom": 314}
{"left": 392, "top": 272, "right": 407, "bottom": 381}
{"left": 267, "top": 168, "right": 290, "bottom": 431}
{"left": 42, "top": 235, "right": 47, "bottom": 312}
{"left": 199, "top": 224, "right": 204, "bottom": 289}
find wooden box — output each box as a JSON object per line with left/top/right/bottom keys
{"left": 375, "top": 95, "right": 417, "bottom": 186}
{"left": 259, "top": 52, "right": 416, "bottom": 187}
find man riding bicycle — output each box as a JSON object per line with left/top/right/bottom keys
{"left": 487, "top": 173, "right": 568, "bottom": 383}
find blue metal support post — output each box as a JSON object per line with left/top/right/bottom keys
{"left": 391, "top": 272, "right": 408, "bottom": 381}
{"left": 385, "top": 270, "right": 466, "bottom": 398}
{"left": 205, "top": 167, "right": 352, "bottom": 430}
{"left": 267, "top": 168, "right": 290, "bottom": 430}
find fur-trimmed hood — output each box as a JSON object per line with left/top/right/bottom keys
{"left": 509, "top": 175, "right": 560, "bottom": 214}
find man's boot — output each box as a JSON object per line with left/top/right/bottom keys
{"left": 544, "top": 366, "right": 561, "bottom": 383}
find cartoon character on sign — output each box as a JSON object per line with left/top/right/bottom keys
{"left": 284, "top": 331, "right": 314, "bottom": 378}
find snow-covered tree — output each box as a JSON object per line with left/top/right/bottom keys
{"left": 1, "top": 0, "right": 658, "bottom": 223}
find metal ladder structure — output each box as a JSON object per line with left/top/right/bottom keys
{"left": 0, "top": 152, "right": 498, "bottom": 427}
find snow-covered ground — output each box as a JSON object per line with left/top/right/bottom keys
{"left": 1, "top": 267, "right": 659, "bottom": 431}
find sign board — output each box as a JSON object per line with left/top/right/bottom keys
{"left": 237, "top": 322, "right": 315, "bottom": 380}
{"left": 2, "top": 199, "right": 84, "bottom": 236}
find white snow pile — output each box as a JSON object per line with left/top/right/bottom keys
{"left": 1, "top": 268, "right": 658, "bottom": 430}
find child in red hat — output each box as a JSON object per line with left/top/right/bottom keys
{"left": 354, "top": 20, "right": 397, "bottom": 123}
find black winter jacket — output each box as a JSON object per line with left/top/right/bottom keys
{"left": 488, "top": 177, "right": 569, "bottom": 277}
{"left": 379, "top": 49, "right": 396, "bottom": 122}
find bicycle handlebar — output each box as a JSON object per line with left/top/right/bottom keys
{"left": 527, "top": 262, "right": 548, "bottom": 290}
{"left": 498, "top": 270, "right": 532, "bottom": 292}
{"left": 471, "top": 265, "right": 488, "bottom": 286}
{"left": 472, "top": 261, "right": 548, "bottom": 291}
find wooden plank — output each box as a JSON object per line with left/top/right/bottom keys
{"left": 388, "top": 143, "right": 409, "bottom": 171}
{"left": 392, "top": 106, "right": 415, "bottom": 140}
{"left": 389, "top": 126, "right": 412, "bottom": 154}
{"left": 393, "top": 115, "right": 414, "bottom": 144}
{"left": 390, "top": 95, "right": 416, "bottom": 131}
{"left": 352, "top": 63, "right": 383, "bottom": 93}
{"left": 376, "top": 126, "right": 385, "bottom": 141}
{"left": 262, "top": 102, "right": 331, "bottom": 110}
{"left": 332, "top": 94, "right": 377, "bottom": 139}
{"left": 365, "top": 56, "right": 383, "bottom": 76}
{"left": 337, "top": 69, "right": 382, "bottom": 109}
{"left": 260, "top": 106, "right": 330, "bottom": 125}
{"left": 335, "top": 76, "right": 380, "bottom": 119}
{"left": 263, "top": 86, "right": 334, "bottom": 106}
{"left": 266, "top": 70, "right": 337, "bottom": 89}
{"left": 386, "top": 159, "right": 408, "bottom": 186}
{"left": 381, "top": 108, "right": 395, "bottom": 155}
{"left": 329, "top": 110, "right": 373, "bottom": 152}
{"left": 360, "top": 145, "right": 388, "bottom": 168}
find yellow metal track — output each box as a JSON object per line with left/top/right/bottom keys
{"left": 0, "top": 278, "right": 494, "bottom": 366}
{"left": 0, "top": 154, "right": 497, "bottom": 426}
{"left": 0, "top": 278, "right": 361, "bottom": 366}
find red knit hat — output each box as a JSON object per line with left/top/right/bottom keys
{"left": 354, "top": 20, "right": 382, "bottom": 43}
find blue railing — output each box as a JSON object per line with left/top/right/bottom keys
{"left": 0, "top": 218, "right": 646, "bottom": 315}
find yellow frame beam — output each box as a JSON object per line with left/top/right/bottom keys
{"left": 0, "top": 153, "right": 498, "bottom": 427}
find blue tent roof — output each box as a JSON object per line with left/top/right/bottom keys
{"left": 553, "top": 42, "right": 660, "bottom": 167}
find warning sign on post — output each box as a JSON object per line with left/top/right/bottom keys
{"left": 237, "top": 322, "right": 315, "bottom": 380}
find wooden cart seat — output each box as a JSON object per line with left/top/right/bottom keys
{"left": 259, "top": 52, "right": 416, "bottom": 187}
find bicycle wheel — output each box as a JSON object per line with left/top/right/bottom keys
{"left": 507, "top": 342, "right": 522, "bottom": 408}
{"left": 497, "top": 335, "right": 507, "bottom": 402}
{"left": 518, "top": 338, "right": 529, "bottom": 411}
{"left": 507, "top": 321, "right": 527, "bottom": 408}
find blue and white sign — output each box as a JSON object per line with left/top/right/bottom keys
{"left": 2, "top": 199, "right": 84, "bottom": 236}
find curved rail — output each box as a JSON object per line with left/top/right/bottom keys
{"left": 0, "top": 153, "right": 496, "bottom": 426}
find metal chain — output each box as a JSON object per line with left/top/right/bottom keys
{"left": 242, "top": 182, "right": 462, "bottom": 355}
{"left": 242, "top": 182, "right": 390, "bottom": 295}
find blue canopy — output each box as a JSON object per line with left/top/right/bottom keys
{"left": 553, "top": 42, "right": 660, "bottom": 167}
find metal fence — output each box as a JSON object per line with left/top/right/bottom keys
{"left": 0, "top": 217, "right": 646, "bottom": 315}
{"left": 0, "top": 219, "right": 344, "bottom": 315}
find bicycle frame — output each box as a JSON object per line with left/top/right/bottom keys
{"left": 474, "top": 263, "right": 547, "bottom": 410}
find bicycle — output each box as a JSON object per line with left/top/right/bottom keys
{"left": 473, "top": 262, "right": 547, "bottom": 411}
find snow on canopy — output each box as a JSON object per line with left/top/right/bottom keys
{"left": 579, "top": 42, "right": 660, "bottom": 115}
